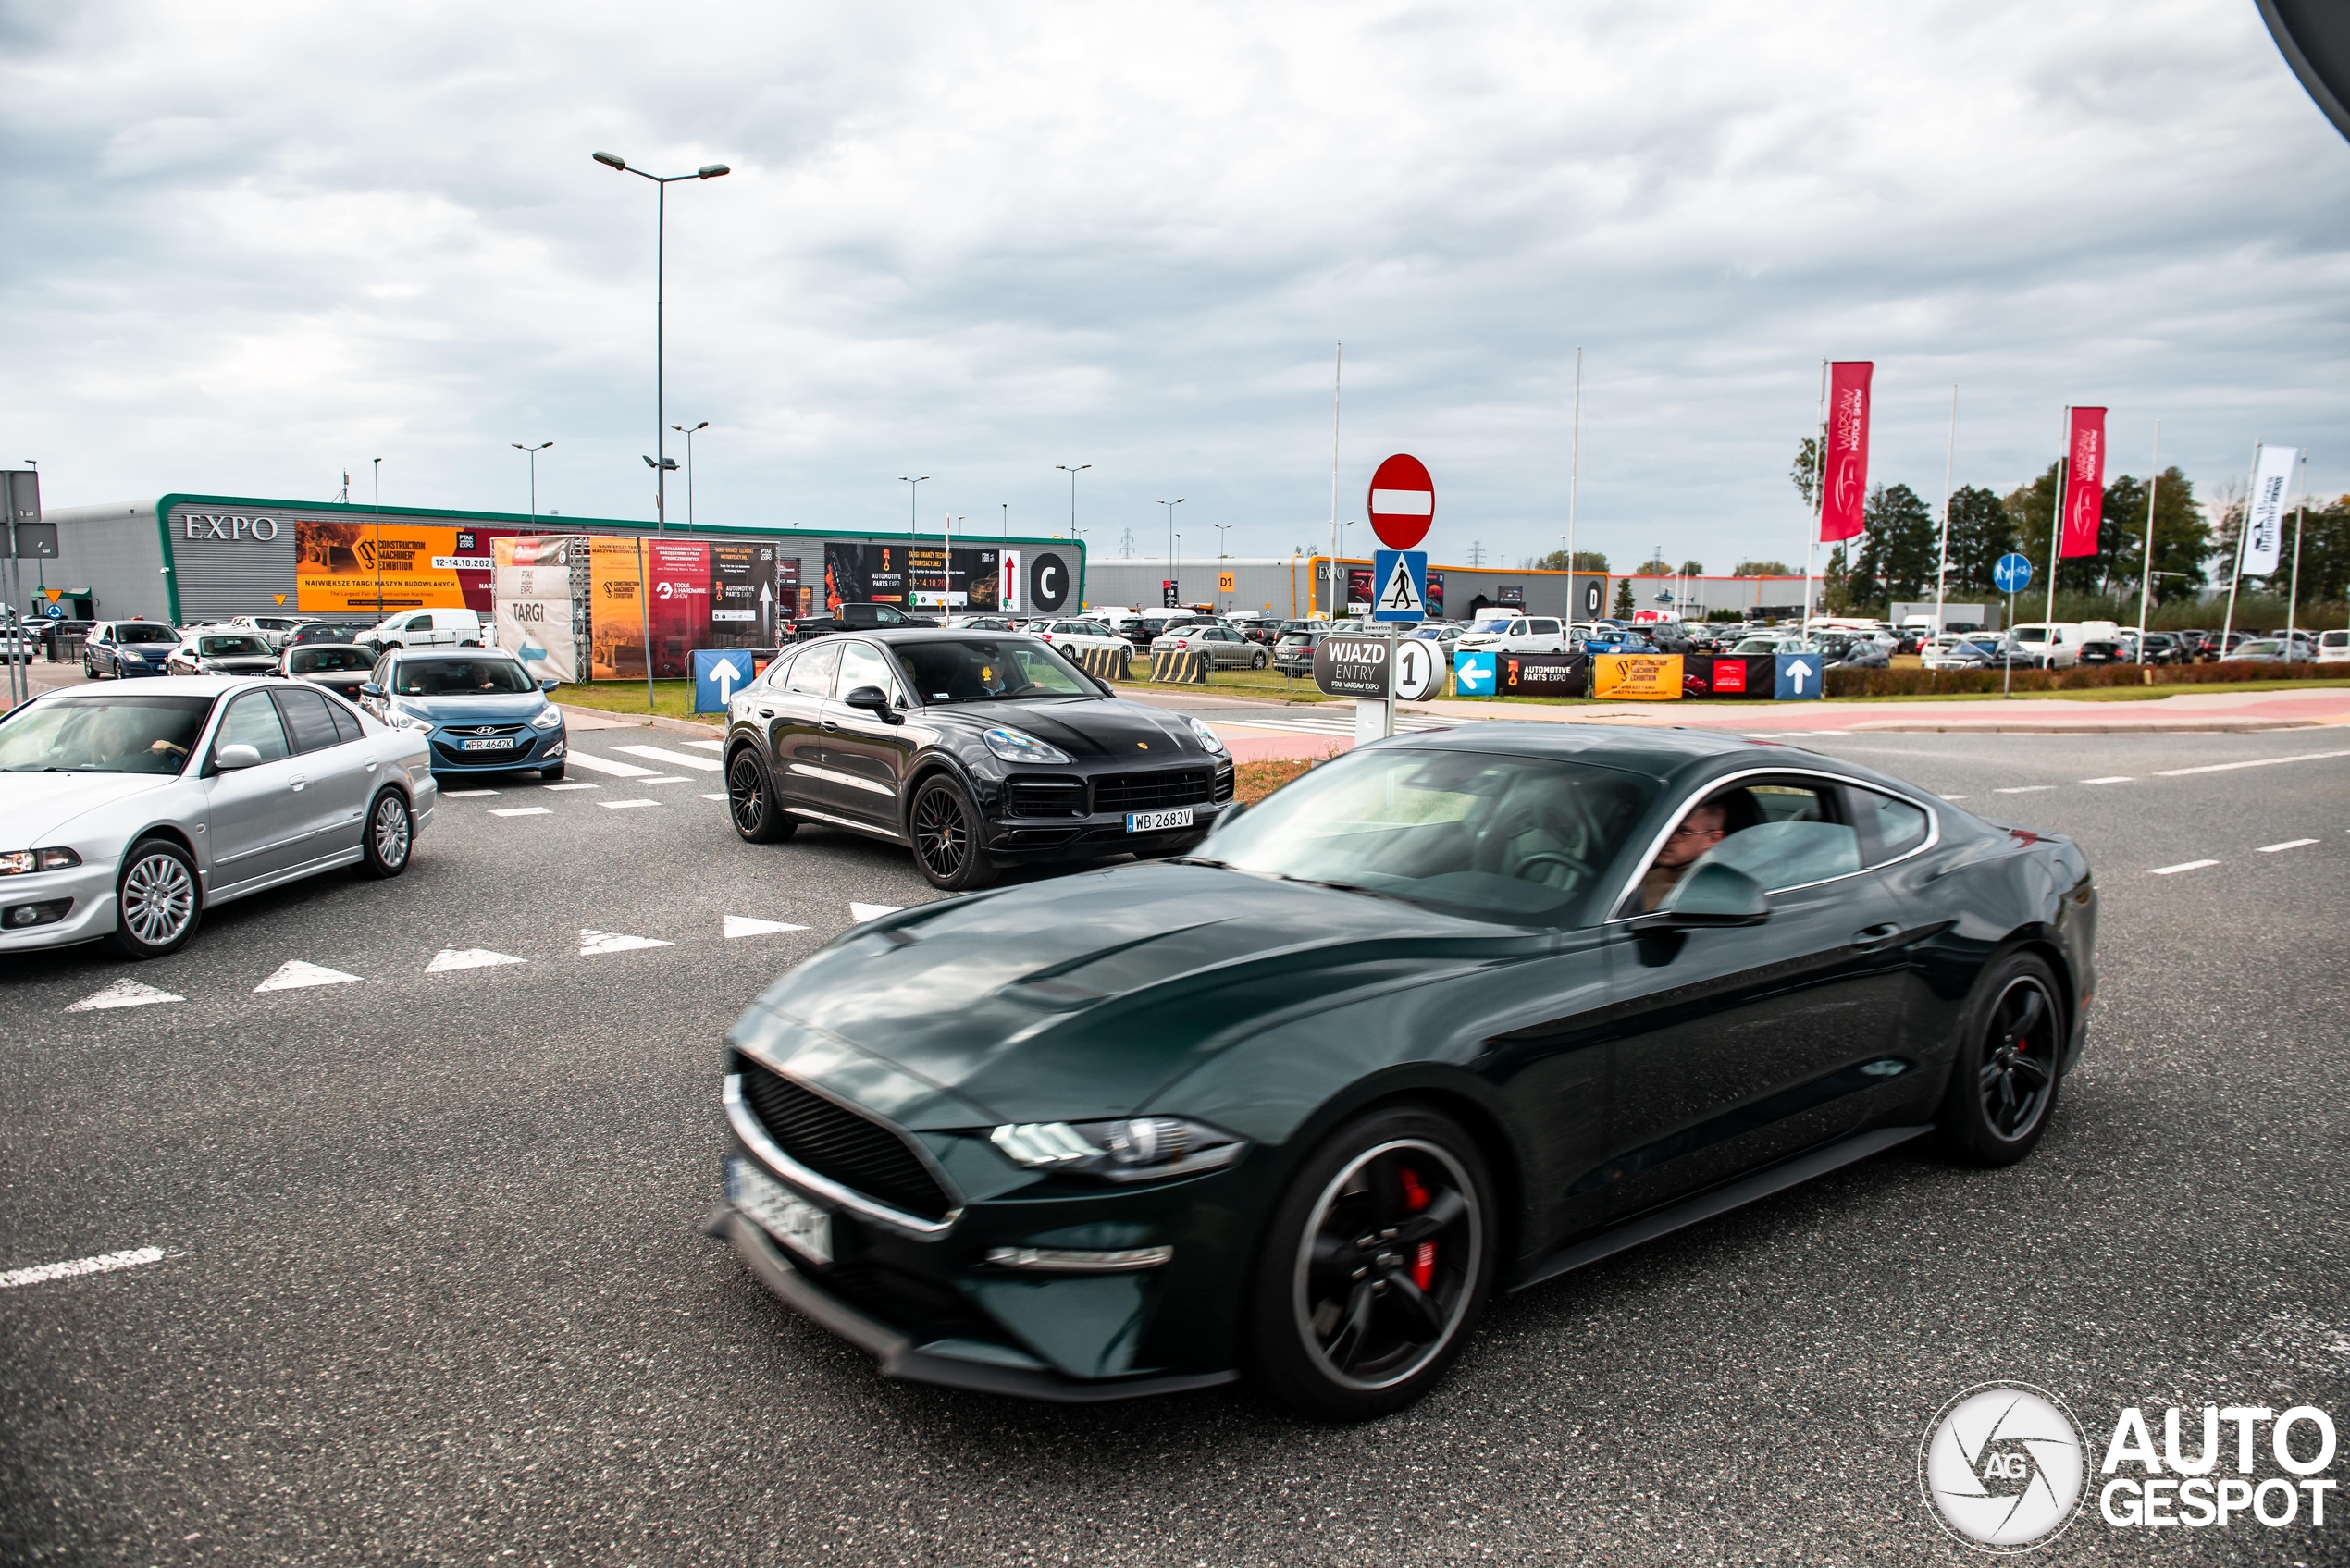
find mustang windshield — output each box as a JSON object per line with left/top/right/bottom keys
{"left": 0, "top": 694, "right": 216, "bottom": 774}
{"left": 391, "top": 660, "right": 538, "bottom": 696}
{"left": 1205, "top": 747, "right": 1659, "bottom": 925}
{"left": 890, "top": 639, "right": 1092, "bottom": 703}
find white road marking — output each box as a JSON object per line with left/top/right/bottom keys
{"left": 636, "top": 775, "right": 689, "bottom": 784}
{"left": 1939, "top": 794, "right": 1968, "bottom": 801}
{"left": 564, "top": 751, "right": 662, "bottom": 778}
{"left": 427, "top": 946, "right": 525, "bottom": 972}
{"left": 254, "top": 960, "right": 362, "bottom": 993}
{"left": 599, "top": 798, "right": 661, "bottom": 809}
{"left": 683, "top": 739, "right": 724, "bottom": 752}
{"left": 699, "top": 792, "right": 728, "bottom": 801}
{"left": 849, "top": 902, "right": 903, "bottom": 922}
{"left": 2082, "top": 776, "right": 2135, "bottom": 784}
{"left": 614, "top": 744, "right": 724, "bottom": 772}
{"left": 1, "top": 1246, "right": 165, "bottom": 1290}
{"left": 541, "top": 782, "right": 600, "bottom": 791}
{"left": 2149, "top": 859, "right": 2220, "bottom": 875}
{"left": 489, "top": 806, "right": 552, "bottom": 817}
{"left": 2155, "top": 747, "right": 2350, "bottom": 778}
{"left": 2257, "top": 838, "right": 2319, "bottom": 853}
{"left": 442, "top": 788, "right": 499, "bottom": 797}
{"left": 67, "top": 979, "right": 182, "bottom": 1012}
{"left": 1993, "top": 786, "right": 2053, "bottom": 795}
{"left": 579, "top": 928, "right": 673, "bottom": 956}
{"left": 724, "top": 915, "right": 811, "bottom": 939}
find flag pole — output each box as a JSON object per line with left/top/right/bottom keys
{"left": 2136, "top": 421, "right": 2160, "bottom": 645}
{"left": 1804, "top": 360, "right": 1825, "bottom": 636}
{"left": 2286, "top": 451, "right": 2307, "bottom": 662}
{"left": 1327, "top": 342, "right": 1342, "bottom": 618}
{"left": 2042, "top": 406, "right": 2066, "bottom": 637}
{"left": 1934, "top": 384, "right": 1956, "bottom": 637}
{"left": 1567, "top": 345, "right": 1581, "bottom": 623}
{"left": 2220, "top": 438, "right": 2257, "bottom": 659}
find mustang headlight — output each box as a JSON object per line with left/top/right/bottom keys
{"left": 983, "top": 726, "right": 1071, "bottom": 764}
{"left": 990, "top": 1117, "right": 1245, "bottom": 1181}
{"left": 0, "top": 847, "right": 82, "bottom": 876}
{"left": 1185, "top": 716, "right": 1228, "bottom": 756}
{"left": 528, "top": 704, "right": 563, "bottom": 731}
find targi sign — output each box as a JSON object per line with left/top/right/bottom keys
{"left": 1314, "top": 632, "right": 1391, "bottom": 698}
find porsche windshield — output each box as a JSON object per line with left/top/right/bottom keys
{"left": 0, "top": 694, "right": 216, "bottom": 774}
{"left": 890, "top": 639, "right": 1092, "bottom": 703}
{"left": 1203, "top": 747, "right": 1660, "bottom": 925}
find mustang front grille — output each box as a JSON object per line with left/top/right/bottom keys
{"left": 735, "top": 1059, "right": 955, "bottom": 1222}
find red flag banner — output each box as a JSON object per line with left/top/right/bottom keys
{"left": 2059, "top": 406, "right": 2107, "bottom": 559}
{"left": 1819, "top": 362, "right": 1873, "bottom": 542}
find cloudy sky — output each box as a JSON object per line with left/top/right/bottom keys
{"left": 4, "top": 0, "right": 2344, "bottom": 573}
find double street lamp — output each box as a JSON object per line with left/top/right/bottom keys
{"left": 512, "top": 441, "right": 552, "bottom": 519}
{"left": 592, "top": 150, "right": 729, "bottom": 534}
{"left": 672, "top": 421, "right": 708, "bottom": 527}
{"left": 1057, "top": 464, "right": 1091, "bottom": 541}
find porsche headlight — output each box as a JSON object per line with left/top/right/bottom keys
{"left": 983, "top": 726, "right": 1071, "bottom": 764}
{"left": 528, "top": 704, "right": 563, "bottom": 730}
{"left": 990, "top": 1117, "right": 1245, "bottom": 1181}
{"left": 1185, "top": 716, "right": 1228, "bottom": 756}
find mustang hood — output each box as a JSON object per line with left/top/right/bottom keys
{"left": 732, "top": 864, "right": 1546, "bottom": 1128}
{"left": 0, "top": 772, "right": 179, "bottom": 846}
{"left": 936, "top": 698, "right": 1212, "bottom": 763}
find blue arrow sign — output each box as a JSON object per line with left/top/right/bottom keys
{"left": 692, "top": 648, "right": 752, "bottom": 713}
{"left": 1993, "top": 552, "right": 2034, "bottom": 594}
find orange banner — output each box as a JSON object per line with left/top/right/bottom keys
{"left": 588, "top": 537, "right": 647, "bottom": 681}
{"left": 296, "top": 520, "right": 499, "bottom": 615}
{"left": 1591, "top": 653, "right": 1685, "bottom": 699}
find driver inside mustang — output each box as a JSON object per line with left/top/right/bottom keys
{"left": 1638, "top": 800, "right": 1727, "bottom": 911}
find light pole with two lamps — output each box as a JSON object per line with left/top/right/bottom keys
{"left": 512, "top": 441, "right": 552, "bottom": 519}
{"left": 1057, "top": 464, "right": 1090, "bottom": 542}
{"left": 672, "top": 421, "right": 708, "bottom": 527}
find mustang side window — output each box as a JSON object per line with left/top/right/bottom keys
{"left": 1858, "top": 790, "right": 1931, "bottom": 863}
{"left": 1684, "top": 782, "right": 1860, "bottom": 893}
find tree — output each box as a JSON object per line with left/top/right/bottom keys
{"left": 2102, "top": 467, "right": 2209, "bottom": 605}
{"left": 1612, "top": 578, "right": 1636, "bottom": 618}
{"left": 1821, "top": 545, "right": 1852, "bottom": 612}
{"left": 1943, "top": 486, "right": 2014, "bottom": 597}
{"left": 1636, "top": 554, "right": 1672, "bottom": 574}
{"left": 1790, "top": 437, "right": 1823, "bottom": 513}
{"left": 1532, "top": 549, "right": 1609, "bottom": 572}
{"left": 1852, "top": 482, "right": 1936, "bottom": 606}
{"left": 1680, "top": 559, "right": 1703, "bottom": 575}
{"left": 1730, "top": 559, "right": 1792, "bottom": 576}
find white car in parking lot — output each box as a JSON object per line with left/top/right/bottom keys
{"left": 0, "top": 677, "right": 432, "bottom": 959}
{"left": 1455, "top": 613, "right": 1569, "bottom": 654}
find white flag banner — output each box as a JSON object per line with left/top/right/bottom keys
{"left": 2241, "top": 445, "right": 2298, "bottom": 577}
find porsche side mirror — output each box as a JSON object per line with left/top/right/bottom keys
{"left": 842, "top": 684, "right": 901, "bottom": 723}
{"left": 215, "top": 743, "right": 263, "bottom": 771}
{"left": 1629, "top": 861, "right": 1769, "bottom": 931}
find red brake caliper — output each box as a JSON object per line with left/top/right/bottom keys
{"left": 1398, "top": 1167, "right": 1437, "bottom": 1290}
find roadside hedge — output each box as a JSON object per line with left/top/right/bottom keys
{"left": 1822, "top": 661, "right": 2332, "bottom": 698}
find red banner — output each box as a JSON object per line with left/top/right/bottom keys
{"left": 2059, "top": 406, "right": 2107, "bottom": 559}
{"left": 1819, "top": 362, "right": 1873, "bottom": 542}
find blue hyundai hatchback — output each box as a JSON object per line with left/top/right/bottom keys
{"left": 361, "top": 648, "right": 569, "bottom": 781}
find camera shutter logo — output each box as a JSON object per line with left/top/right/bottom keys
{"left": 1920, "top": 1383, "right": 2087, "bottom": 1552}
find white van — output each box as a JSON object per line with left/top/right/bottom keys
{"left": 371, "top": 607, "right": 486, "bottom": 651}
{"left": 2007, "top": 622, "right": 2084, "bottom": 669}
{"left": 1456, "top": 613, "right": 1568, "bottom": 654}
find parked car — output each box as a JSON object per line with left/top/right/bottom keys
{"left": 785, "top": 601, "right": 942, "bottom": 642}
{"left": 229, "top": 613, "right": 320, "bottom": 649}
{"left": 2224, "top": 638, "right": 2294, "bottom": 664}
{"left": 2318, "top": 629, "right": 2350, "bottom": 665}
{"left": 2195, "top": 630, "right": 2252, "bottom": 661}
{"left": 1033, "top": 619, "right": 1133, "bottom": 662}
{"left": 1811, "top": 633, "right": 1887, "bottom": 669}
{"left": 719, "top": 629, "right": 1232, "bottom": 889}
{"left": 2076, "top": 638, "right": 2130, "bottom": 666}
{"left": 1457, "top": 615, "right": 1569, "bottom": 655}
{"left": 942, "top": 613, "right": 1020, "bottom": 632}
{"left": 81, "top": 620, "right": 182, "bottom": 679}
{"left": 367, "top": 606, "right": 487, "bottom": 652}
{"left": 166, "top": 630, "right": 280, "bottom": 678}
{"left": 280, "top": 643, "right": 379, "bottom": 701}
{"left": 1272, "top": 628, "right": 1324, "bottom": 677}
{"left": 359, "top": 648, "right": 568, "bottom": 782}
{"left": 2007, "top": 623, "right": 2084, "bottom": 670}
{"left": 286, "top": 620, "right": 384, "bottom": 657}
{"left": 0, "top": 677, "right": 428, "bottom": 959}
{"left": 1151, "top": 623, "right": 1268, "bottom": 668}
{"left": 2127, "top": 632, "right": 2184, "bottom": 665}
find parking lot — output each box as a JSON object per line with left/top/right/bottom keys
{"left": 6, "top": 718, "right": 2349, "bottom": 1564}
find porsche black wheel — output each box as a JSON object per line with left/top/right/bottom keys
{"left": 1940, "top": 953, "right": 2064, "bottom": 1167}
{"left": 1250, "top": 1105, "right": 1495, "bottom": 1421}
{"left": 727, "top": 749, "right": 794, "bottom": 844}
{"left": 909, "top": 774, "right": 996, "bottom": 891}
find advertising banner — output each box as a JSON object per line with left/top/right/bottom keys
{"left": 1679, "top": 653, "right": 1774, "bottom": 698}
{"left": 296, "top": 519, "right": 522, "bottom": 615}
{"left": 2059, "top": 407, "right": 2108, "bottom": 560}
{"left": 1493, "top": 650, "right": 1589, "bottom": 698}
{"left": 641, "top": 541, "right": 709, "bottom": 679}
{"left": 1425, "top": 570, "right": 1445, "bottom": 619}
{"left": 1592, "top": 652, "right": 1684, "bottom": 699}
{"left": 491, "top": 535, "right": 579, "bottom": 685}
{"left": 1820, "top": 361, "right": 1874, "bottom": 543}
{"left": 824, "top": 542, "right": 909, "bottom": 610}
{"left": 1345, "top": 566, "right": 1374, "bottom": 615}
{"left": 1774, "top": 651, "right": 1825, "bottom": 699}
{"left": 903, "top": 544, "right": 1007, "bottom": 612}
{"left": 710, "top": 542, "right": 778, "bottom": 646}
{"left": 589, "top": 537, "right": 649, "bottom": 680}
{"left": 998, "top": 550, "right": 1021, "bottom": 612}
{"left": 2241, "top": 444, "right": 2300, "bottom": 576}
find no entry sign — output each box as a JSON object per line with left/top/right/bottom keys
{"left": 1367, "top": 454, "right": 1434, "bottom": 550}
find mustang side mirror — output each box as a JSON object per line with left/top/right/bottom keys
{"left": 215, "top": 743, "right": 263, "bottom": 772}
{"left": 842, "top": 684, "right": 901, "bottom": 723}
{"left": 1628, "top": 861, "right": 1769, "bottom": 932}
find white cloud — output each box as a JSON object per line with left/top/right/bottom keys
{"left": 1, "top": 0, "right": 2344, "bottom": 571}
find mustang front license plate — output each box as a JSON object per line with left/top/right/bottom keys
{"left": 1126, "top": 807, "right": 1195, "bottom": 833}
{"left": 457, "top": 737, "right": 515, "bottom": 751}
{"left": 726, "top": 1155, "right": 833, "bottom": 1265}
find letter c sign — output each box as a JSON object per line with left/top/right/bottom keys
{"left": 1029, "top": 551, "right": 1070, "bottom": 614}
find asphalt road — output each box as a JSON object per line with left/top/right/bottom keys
{"left": 5, "top": 724, "right": 2348, "bottom": 1565}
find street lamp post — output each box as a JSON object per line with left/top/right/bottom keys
{"left": 372, "top": 458, "right": 384, "bottom": 617}
{"left": 1057, "top": 464, "right": 1090, "bottom": 541}
{"left": 592, "top": 150, "right": 730, "bottom": 534}
{"left": 512, "top": 441, "right": 553, "bottom": 520}
{"left": 671, "top": 422, "right": 708, "bottom": 527}
{"left": 1210, "top": 521, "right": 1231, "bottom": 609}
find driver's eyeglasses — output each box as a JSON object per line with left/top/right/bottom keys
{"left": 1669, "top": 821, "right": 1722, "bottom": 839}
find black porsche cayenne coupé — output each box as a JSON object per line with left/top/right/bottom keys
{"left": 720, "top": 629, "right": 1232, "bottom": 888}
{"left": 708, "top": 721, "right": 2096, "bottom": 1419}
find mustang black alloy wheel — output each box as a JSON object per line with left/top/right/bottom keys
{"left": 1251, "top": 1105, "right": 1495, "bottom": 1420}
{"left": 727, "top": 749, "right": 794, "bottom": 844}
{"left": 359, "top": 788, "right": 413, "bottom": 879}
{"left": 109, "top": 836, "right": 202, "bottom": 958}
{"left": 910, "top": 774, "right": 996, "bottom": 891}
{"left": 1940, "top": 952, "right": 2064, "bottom": 1166}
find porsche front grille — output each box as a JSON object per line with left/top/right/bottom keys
{"left": 735, "top": 1059, "right": 955, "bottom": 1222}
{"left": 1095, "top": 769, "right": 1213, "bottom": 814}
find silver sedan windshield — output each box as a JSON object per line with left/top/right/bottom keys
{"left": 0, "top": 694, "right": 215, "bottom": 775}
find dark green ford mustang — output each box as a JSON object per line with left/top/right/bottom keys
{"left": 708, "top": 723, "right": 2096, "bottom": 1418}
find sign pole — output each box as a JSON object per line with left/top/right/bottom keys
{"left": 2135, "top": 421, "right": 2160, "bottom": 646}
{"left": 2004, "top": 588, "right": 2014, "bottom": 698}
{"left": 2220, "top": 438, "right": 2257, "bottom": 658}
{"left": 2286, "top": 451, "right": 2307, "bottom": 661}
{"left": 1384, "top": 619, "right": 1397, "bottom": 738}
{"left": 2043, "top": 406, "right": 2067, "bottom": 635}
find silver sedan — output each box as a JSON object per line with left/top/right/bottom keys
{"left": 0, "top": 676, "right": 434, "bottom": 959}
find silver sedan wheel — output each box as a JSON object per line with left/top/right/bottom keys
{"left": 120, "top": 849, "right": 197, "bottom": 946}
{"left": 372, "top": 793, "right": 412, "bottom": 869}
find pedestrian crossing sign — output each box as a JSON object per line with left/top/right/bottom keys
{"left": 1372, "top": 549, "right": 1428, "bottom": 622}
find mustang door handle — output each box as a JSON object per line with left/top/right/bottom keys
{"left": 1850, "top": 922, "right": 1903, "bottom": 951}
